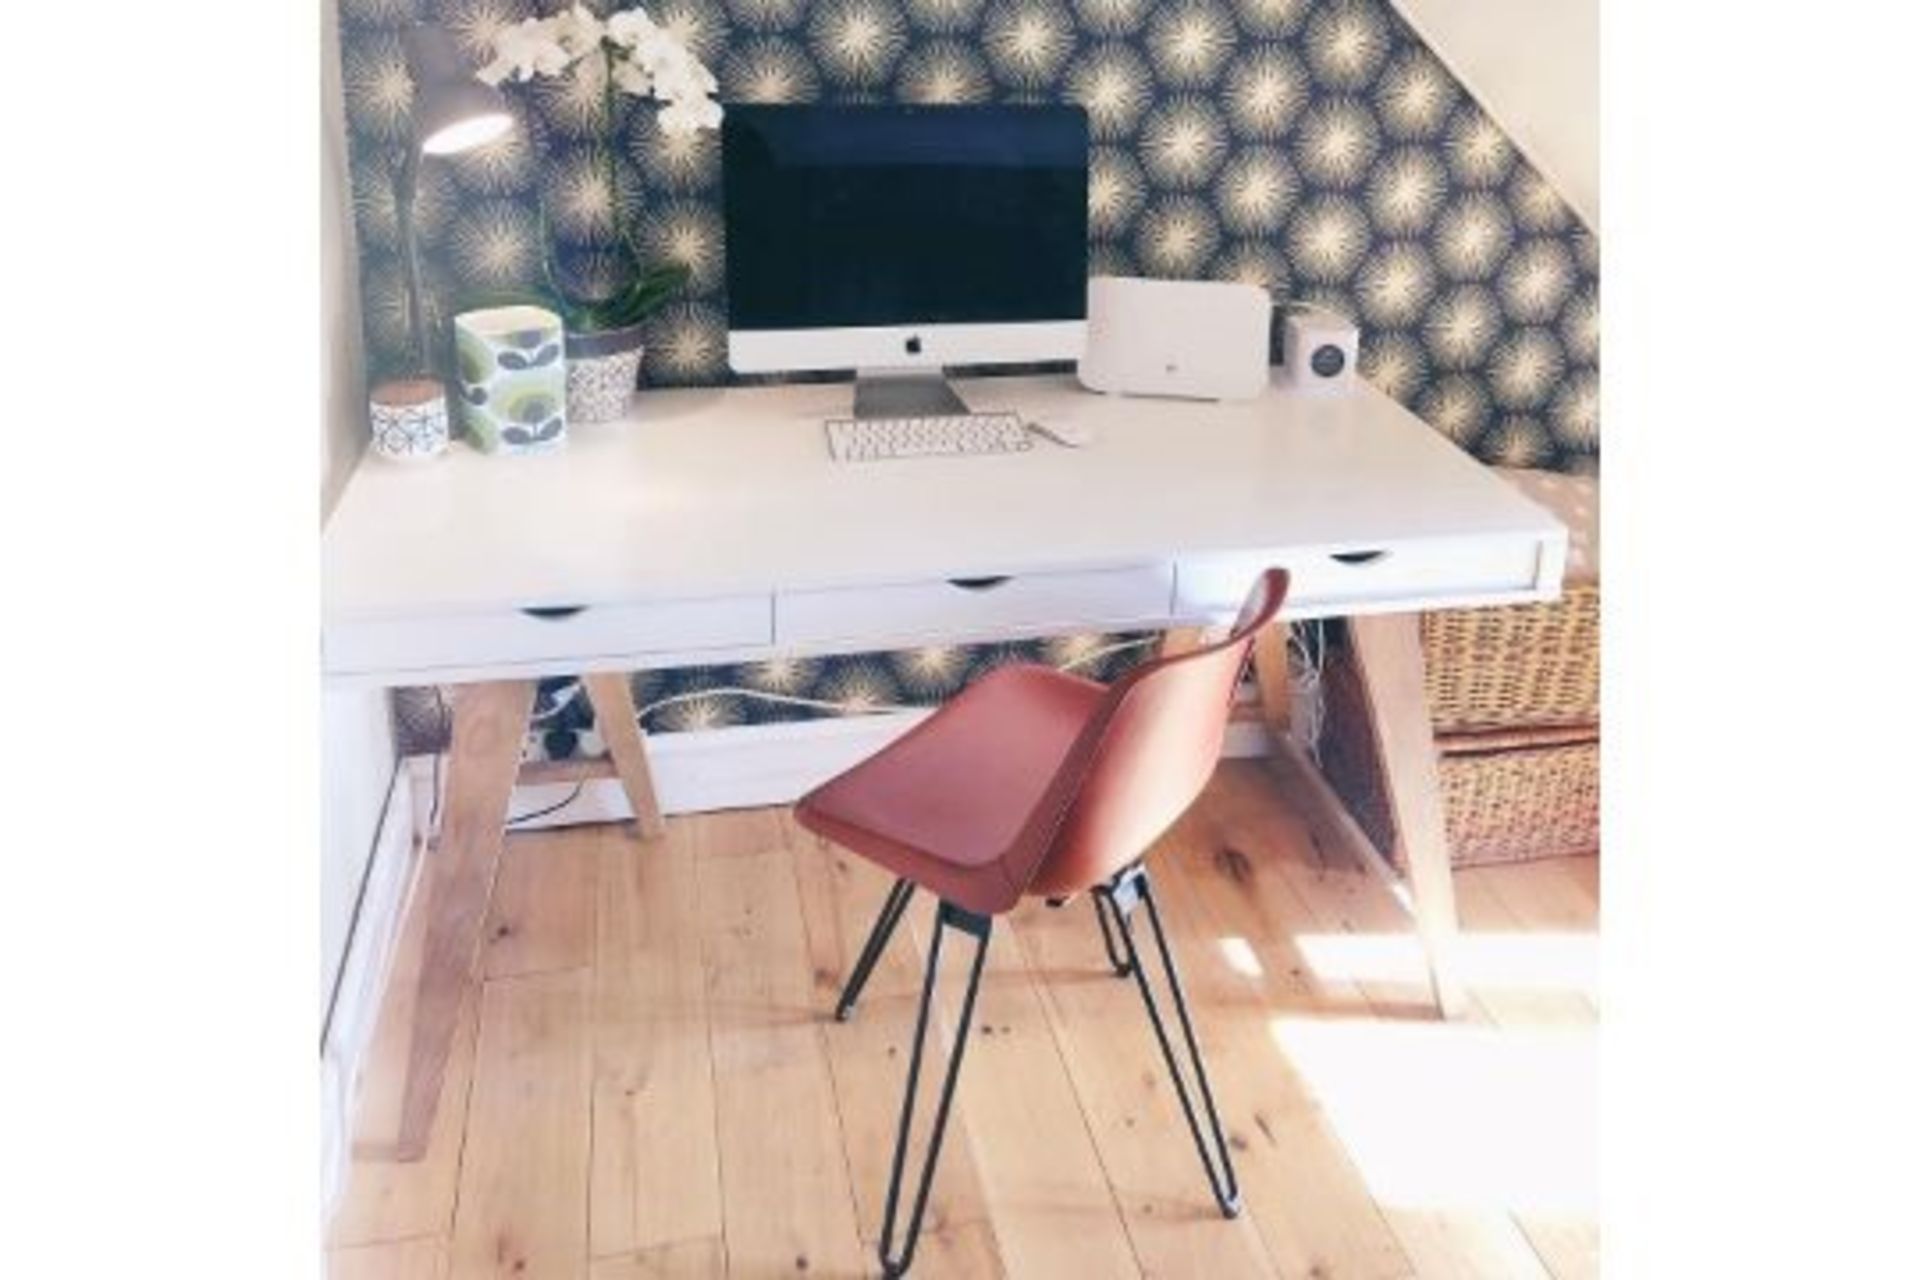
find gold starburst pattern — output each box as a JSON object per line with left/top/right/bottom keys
{"left": 1223, "top": 47, "right": 1306, "bottom": 140}
{"left": 1446, "top": 108, "right": 1516, "bottom": 187}
{"left": 1485, "top": 418, "right": 1551, "bottom": 467}
{"left": 898, "top": 42, "right": 992, "bottom": 102}
{"left": 640, "top": 201, "right": 725, "bottom": 290}
{"left": 448, "top": 200, "right": 539, "bottom": 287}
{"left": 1560, "top": 286, "right": 1600, "bottom": 364}
{"left": 1304, "top": 2, "right": 1387, "bottom": 90}
{"left": 1066, "top": 44, "right": 1151, "bottom": 139}
{"left": 532, "top": 47, "right": 612, "bottom": 140}
{"left": 984, "top": 0, "right": 1076, "bottom": 90}
{"left": 1425, "top": 285, "right": 1502, "bottom": 368}
{"left": 1488, "top": 329, "right": 1564, "bottom": 408}
{"left": 1148, "top": 1, "right": 1234, "bottom": 88}
{"left": 627, "top": 114, "right": 720, "bottom": 192}
{"left": 1089, "top": 242, "right": 1135, "bottom": 277}
{"left": 1418, "top": 373, "right": 1491, "bottom": 445}
{"left": 1498, "top": 240, "right": 1576, "bottom": 323}
{"left": 745, "top": 656, "right": 821, "bottom": 694}
{"left": 446, "top": 111, "right": 538, "bottom": 196}
{"left": 1294, "top": 97, "right": 1380, "bottom": 188}
{"left": 820, "top": 660, "right": 905, "bottom": 713}
{"left": 1512, "top": 169, "right": 1575, "bottom": 232}
{"left": 543, "top": 149, "right": 627, "bottom": 241}
{"left": 728, "top": 0, "right": 808, "bottom": 30}
{"left": 1356, "top": 241, "right": 1438, "bottom": 328}
{"left": 719, "top": 39, "right": 823, "bottom": 103}
{"left": 645, "top": 302, "right": 729, "bottom": 382}
{"left": 1366, "top": 147, "right": 1446, "bottom": 236}
{"left": 341, "top": 34, "right": 413, "bottom": 143}
{"left": 808, "top": 0, "right": 908, "bottom": 86}
{"left": 352, "top": 154, "right": 459, "bottom": 253}
{"left": 339, "top": 0, "right": 416, "bottom": 26}
{"left": 1088, "top": 148, "right": 1148, "bottom": 234}
{"left": 889, "top": 646, "right": 969, "bottom": 696}
{"left": 1136, "top": 196, "right": 1221, "bottom": 275}
{"left": 1230, "top": 0, "right": 1308, "bottom": 38}
{"left": 1285, "top": 196, "right": 1369, "bottom": 282}
{"left": 441, "top": 0, "right": 535, "bottom": 62}
{"left": 656, "top": 692, "right": 744, "bottom": 732}
{"left": 1216, "top": 148, "right": 1296, "bottom": 235}
{"left": 1377, "top": 49, "right": 1458, "bottom": 139}
{"left": 1140, "top": 97, "right": 1229, "bottom": 188}
{"left": 650, "top": 0, "right": 726, "bottom": 63}
{"left": 1218, "top": 241, "right": 1290, "bottom": 293}
{"left": 1550, "top": 372, "right": 1600, "bottom": 447}
{"left": 1361, "top": 330, "right": 1428, "bottom": 402}
{"left": 1435, "top": 194, "right": 1516, "bottom": 281}
{"left": 1573, "top": 228, "right": 1600, "bottom": 274}
{"left": 1072, "top": 0, "right": 1146, "bottom": 38}
{"left": 908, "top": 0, "right": 990, "bottom": 31}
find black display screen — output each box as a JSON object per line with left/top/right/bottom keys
{"left": 721, "top": 105, "right": 1089, "bottom": 331}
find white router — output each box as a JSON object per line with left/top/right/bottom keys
{"left": 1077, "top": 276, "right": 1273, "bottom": 402}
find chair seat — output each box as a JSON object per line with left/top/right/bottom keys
{"left": 794, "top": 664, "right": 1107, "bottom": 916}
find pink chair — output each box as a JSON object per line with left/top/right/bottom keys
{"left": 795, "top": 569, "right": 1290, "bottom": 1276}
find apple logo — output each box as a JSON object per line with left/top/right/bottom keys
{"left": 905, "top": 335, "right": 923, "bottom": 355}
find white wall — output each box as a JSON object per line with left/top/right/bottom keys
{"left": 1391, "top": 0, "right": 1599, "bottom": 226}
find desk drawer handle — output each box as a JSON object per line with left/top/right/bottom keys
{"left": 1330, "top": 550, "right": 1390, "bottom": 566}
{"left": 521, "top": 605, "right": 588, "bottom": 620}
{"left": 947, "top": 575, "right": 1012, "bottom": 592}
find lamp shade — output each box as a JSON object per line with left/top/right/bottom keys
{"left": 403, "top": 24, "right": 513, "bottom": 156}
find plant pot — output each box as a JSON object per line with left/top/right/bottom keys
{"left": 455, "top": 305, "right": 568, "bottom": 455}
{"left": 369, "top": 377, "right": 450, "bottom": 462}
{"left": 565, "top": 325, "right": 646, "bottom": 425}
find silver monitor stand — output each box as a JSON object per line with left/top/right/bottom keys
{"left": 852, "top": 368, "right": 972, "bottom": 419}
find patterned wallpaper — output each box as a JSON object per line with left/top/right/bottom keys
{"left": 335, "top": 0, "right": 1598, "bottom": 750}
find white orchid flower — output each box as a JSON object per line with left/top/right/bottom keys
{"left": 550, "top": 5, "right": 606, "bottom": 59}
{"left": 606, "top": 7, "right": 662, "bottom": 51}
{"left": 611, "top": 58, "right": 654, "bottom": 98}
{"left": 482, "top": 4, "right": 722, "bottom": 135}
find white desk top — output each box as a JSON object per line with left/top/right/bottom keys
{"left": 323, "top": 373, "right": 1561, "bottom": 623}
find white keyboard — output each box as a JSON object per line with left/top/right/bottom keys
{"left": 825, "top": 412, "right": 1033, "bottom": 462}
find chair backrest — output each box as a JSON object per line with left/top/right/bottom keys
{"left": 1015, "top": 568, "right": 1290, "bottom": 900}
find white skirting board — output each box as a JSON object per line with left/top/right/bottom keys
{"left": 320, "top": 762, "right": 418, "bottom": 1223}
{"left": 405, "top": 709, "right": 1279, "bottom": 834}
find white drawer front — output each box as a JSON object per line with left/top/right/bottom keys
{"left": 1176, "top": 536, "right": 1550, "bottom": 622}
{"left": 777, "top": 564, "right": 1175, "bottom": 650}
{"left": 326, "top": 595, "right": 773, "bottom": 679}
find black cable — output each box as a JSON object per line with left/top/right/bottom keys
{"left": 505, "top": 782, "right": 585, "bottom": 827}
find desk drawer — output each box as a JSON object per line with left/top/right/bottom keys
{"left": 326, "top": 594, "right": 773, "bottom": 678}
{"left": 1177, "top": 536, "right": 1551, "bottom": 621}
{"left": 777, "top": 564, "right": 1175, "bottom": 649}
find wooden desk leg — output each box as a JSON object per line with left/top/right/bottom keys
{"left": 1346, "top": 614, "right": 1468, "bottom": 1019}
{"left": 581, "top": 672, "right": 666, "bottom": 840}
{"left": 393, "top": 679, "right": 536, "bottom": 1160}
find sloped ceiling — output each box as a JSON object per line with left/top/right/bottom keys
{"left": 1390, "top": 0, "right": 1597, "bottom": 226}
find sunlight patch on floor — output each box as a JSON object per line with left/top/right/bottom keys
{"left": 1293, "top": 930, "right": 1598, "bottom": 1000}
{"left": 1270, "top": 1015, "right": 1597, "bottom": 1215}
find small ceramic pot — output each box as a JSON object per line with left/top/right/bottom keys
{"left": 454, "top": 305, "right": 568, "bottom": 455}
{"left": 565, "top": 324, "right": 646, "bottom": 425}
{"left": 369, "top": 377, "right": 450, "bottom": 462}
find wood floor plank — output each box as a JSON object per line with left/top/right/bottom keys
{"left": 696, "top": 815, "right": 867, "bottom": 1279}
{"left": 587, "top": 1238, "right": 727, "bottom": 1279}
{"left": 1482, "top": 859, "right": 1600, "bottom": 934}
{"left": 786, "top": 820, "right": 1006, "bottom": 1278}
{"left": 589, "top": 824, "right": 723, "bottom": 1258}
{"left": 482, "top": 831, "right": 597, "bottom": 979}
{"left": 1008, "top": 894, "right": 1281, "bottom": 1279}
{"left": 919, "top": 894, "right": 1142, "bottom": 1280}
{"left": 332, "top": 854, "right": 482, "bottom": 1247}
{"left": 1555, "top": 856, "right": 1599, "bottom": 907}
{"left": 329, "top": 1236, "right": 448, "bottom": 1280}
{"left": 450, "top": 970, "right": 593, "bottom": 1280}
{"left": 1148, "top": 839, "right": 1416, "bottom": 1280}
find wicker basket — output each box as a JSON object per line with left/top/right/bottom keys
{"left": 1420, "top": 582, "right": 1600, "bottom": 732}
{"left": 1320, "top": 646, "right": 1600, "bottom": 868}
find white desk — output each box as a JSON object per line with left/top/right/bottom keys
{"left": 323, "top": 372, "right": 1564, "bottom": 1156}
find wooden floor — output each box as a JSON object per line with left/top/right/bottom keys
{"left": 329, "top": 760, "right": 1598, "bottom": 1280}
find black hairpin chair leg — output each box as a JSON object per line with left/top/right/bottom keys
{"left": 1095, "top": 864, "right": 1242, "bottom": 1218}
{"left": 879, "top": 900, "right": 992, "bottom": 1278}
{"left": 837, "top": 877, "right": 915, "bottom": 1022}
{"left": 1091, "top": 890, "right": 1135, "bottom": 978}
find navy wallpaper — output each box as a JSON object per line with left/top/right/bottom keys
{"left": 336, "top": 0, "right": 1598, "bottom": 751}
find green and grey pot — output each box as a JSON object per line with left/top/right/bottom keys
{"left": 454, "top": 305, "right": 568, "bottom": 455}
{"left": 564, "top": 324, "right": 646, "bottom": 425}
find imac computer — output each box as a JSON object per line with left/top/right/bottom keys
{"left": 721, "top": 104, "right": 1089, "bottom": 424}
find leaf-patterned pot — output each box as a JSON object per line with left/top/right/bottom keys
{"left": 565, "top": 324, "right": 646, "bottom": 425}
{"left": 454, "top": 305, "right": 568, "bottom": 455}
{"left": 368, "top": 377, "right": 450, "bottom": 462}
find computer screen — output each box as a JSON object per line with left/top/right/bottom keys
{"left": 721, "top": 104, "right": 1088, "bottom": 367}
